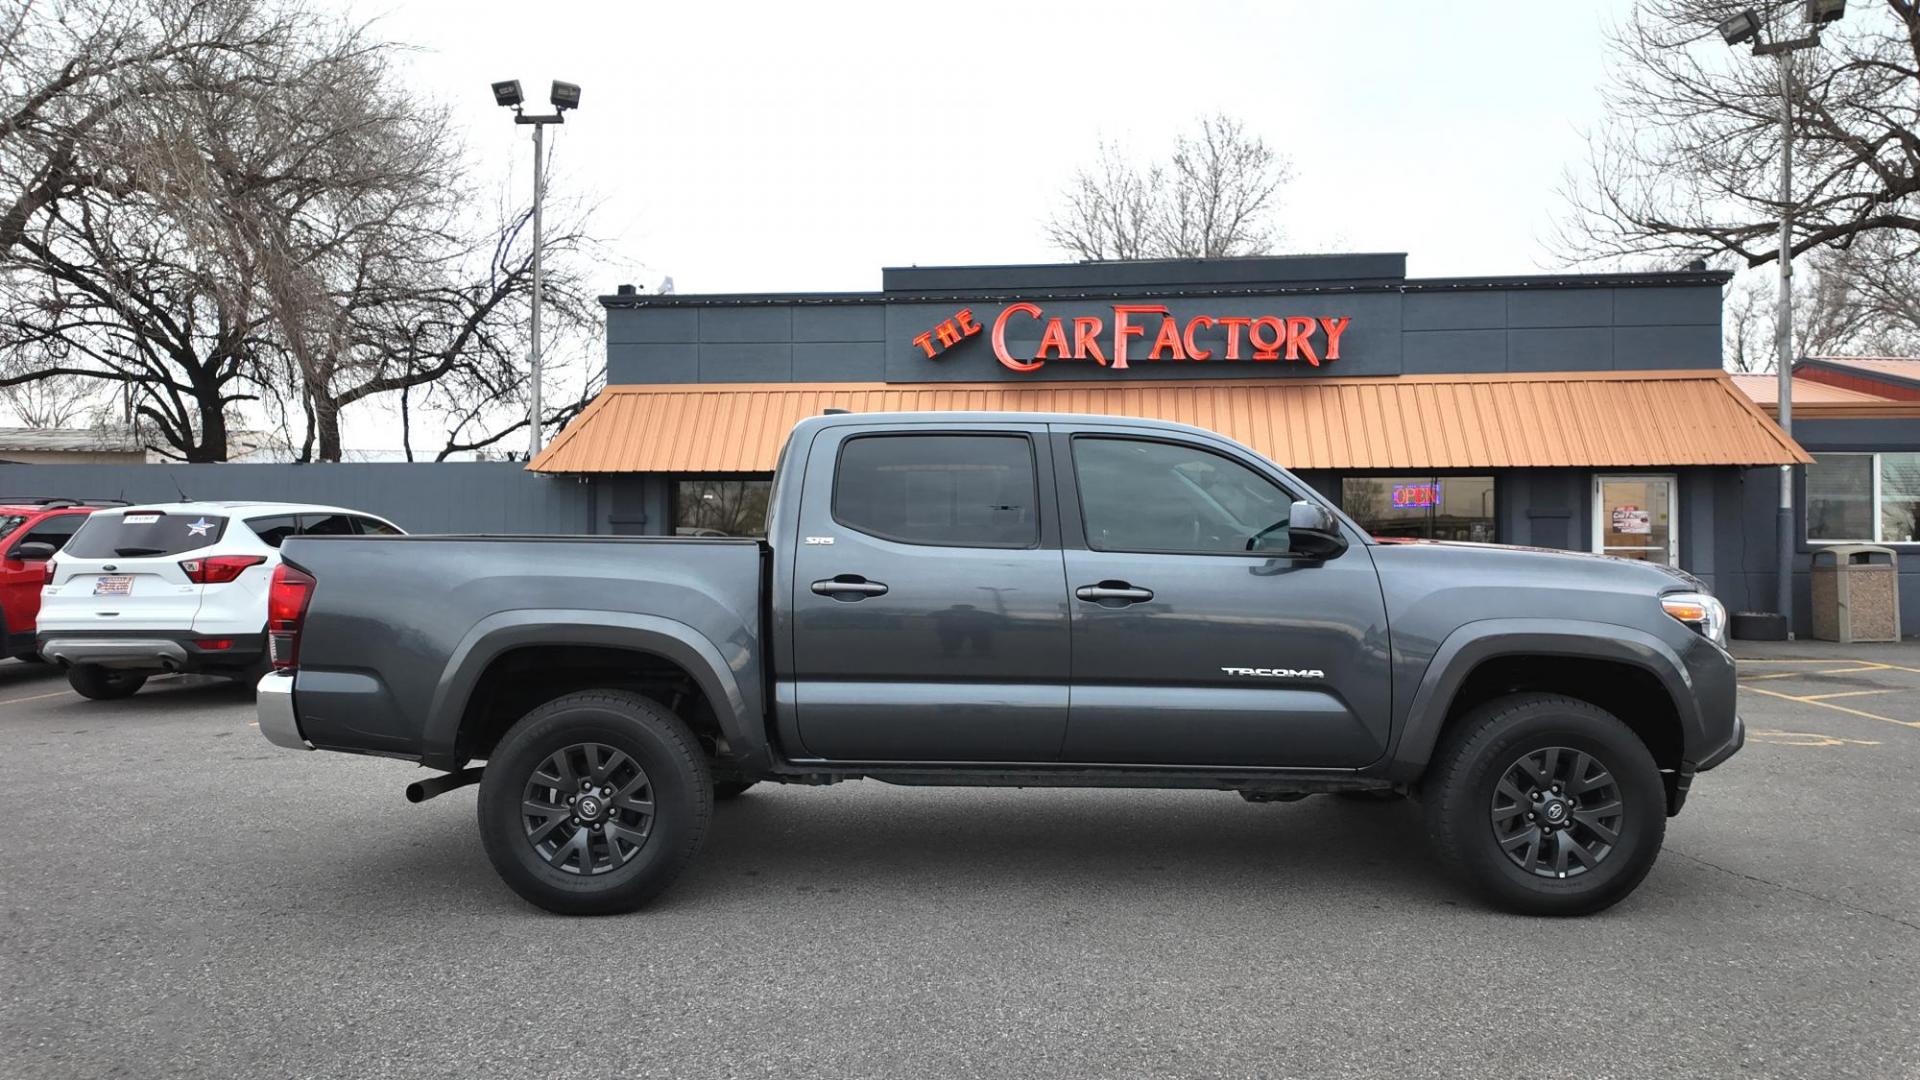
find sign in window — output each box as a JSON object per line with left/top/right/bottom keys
{"left": 1342, "top": 476, "right": 1494, "bottom": 542}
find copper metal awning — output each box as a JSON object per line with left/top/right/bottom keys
{"left": 528, "top": 370, "right": 1811, "bottom": 474}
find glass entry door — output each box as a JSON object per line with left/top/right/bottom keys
{"left": 1593, "top": 475, "right": 1676, "bottom": 564}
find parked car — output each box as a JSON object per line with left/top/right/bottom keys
{"left": 257, "top": 413, "right": 1743, "bottom": 917}
{"left": 0, "top": 498, "right": 123, "bottom": 660}
{"left": 38, "top": 501, "right": 404, "bottom": 699}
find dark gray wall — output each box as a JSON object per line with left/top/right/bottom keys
{"left": 605, "top": 258, "right": 1726, "bottom": 386}
{"left": 0, "top": 462, "right": 599, "bottom": 535}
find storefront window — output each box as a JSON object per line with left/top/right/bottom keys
{"left": 671, "top": 478, "right": 771, "bottom": 538}
{"left": 1810, "top": 453, "right": 1920, "bottom": 544}
{"left": 1883, "top": 453, "right": 1920, "bottom": 544}
{"left": 1341, "top": 476, "right": 1495, "bottom": 542}
{"left": 1594, "top": 475, "right": 1675, "bottom": 564}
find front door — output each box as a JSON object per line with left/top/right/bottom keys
{"left": 789, "top": 424, "right": 1070, "bottom": 762}
{"left": 1594, "top": 475, "right": 1677, "bottom": 565}
{"left": 1055, "top": 429, "right": 1392, "bottom": 768}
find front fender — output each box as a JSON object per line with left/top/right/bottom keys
{"left": 1383, "top": 618, "right": 1707, "bottom": 782}
{"left": 420, "top": 608, "right": 766, "bottom": 773}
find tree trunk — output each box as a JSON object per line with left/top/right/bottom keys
{"left": 313, "top": 392, "right": 343, "bottom": 462}
{"left": 189, "top": 400, "right": 229, "bottom": 463}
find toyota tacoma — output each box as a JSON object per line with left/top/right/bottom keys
{"left": 256, "top": 412, "right": 1743, "bottom": 916}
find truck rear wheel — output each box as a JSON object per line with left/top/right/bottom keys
{"left": 1423, "top": 693, "right": 1665, "bottom": 916}
{"left": 67, "top": 664, "right": 146, "bottom": 700}
{"left": 477, "top": 690, "right": 712, "bottom": 916}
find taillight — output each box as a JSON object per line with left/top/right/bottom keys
{"left": 42, "top": 561, "right": 55, "bottom": 587}
{"left": 267, "top": 562, "right": 316, "bottom": 671}
{"left": 180, "top": 554, "right": 267, "bottom": 584}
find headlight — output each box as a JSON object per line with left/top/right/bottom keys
{"left": 1662, "top": 591, "right": 1728, "bottom": 648}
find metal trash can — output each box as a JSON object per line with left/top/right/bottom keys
{"left": 1810, "top": 545, "right": 1901, "bottom": 643}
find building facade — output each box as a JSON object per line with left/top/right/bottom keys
{"left": 535, "top": 254, "right": 1816, "bottom": 620}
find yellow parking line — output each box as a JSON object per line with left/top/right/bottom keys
{"left": 0, "top": 688, "right": 74, "bottom": 706}
{"left": 1810, "top": 666, "right": 1890, "bottom": 675}
{"left": 1739, "top": 672, "right": 1807, "bottom": 681}
{"left": 1736, "top": 658, "right": 1853, "bottom": 664}
{"left": 1749, "top": 729, "right": 1882, "bottom": 748}
{"left": 1743, "top": 684, "right": 1920, "bottom": 729}
{"left": 1801, "top": 689, "right": 1898, "bottom": 701}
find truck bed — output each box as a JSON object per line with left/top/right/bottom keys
{"left": 279, "top": 535, "right": 765, "bottom": 763}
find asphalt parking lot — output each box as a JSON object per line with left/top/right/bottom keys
{"left": 1, "top": 654, "right": 1917, "bottom": 1080}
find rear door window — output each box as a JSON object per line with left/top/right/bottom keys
{"left": 832, "top": 433, "right": 1039, "bottom": 548}
{"left": 18, "top": 513, "right": 88, "bottom": 554}
{"left": 299, "top": 514, "right": 355, "bottom": 536}
{"left": 245, "top": 515, "right": 299, "bottom": 548}
{"left": 64, "top": 512, "right": 228, "bottom": 558}
{"left": 352, "top": 516, "right": 404, "bottom": 536}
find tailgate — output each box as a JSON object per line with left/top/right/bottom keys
{"left": 39, "top": 511, "right": 229, "bottom": 632}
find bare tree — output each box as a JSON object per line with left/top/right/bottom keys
{"left": 1046, "top": 113, "right": 1291, "bottom": 260}
{"left": 0, "top": 0, "right": 291, "bottom": 258}
{"left": 1562, "top": 1, "right": 1919, "bottom": 270}
{"left": 0, "top": 372, "right": 115, "bottom": 427}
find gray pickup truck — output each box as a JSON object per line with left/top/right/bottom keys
{"left": 258, "top": 412, "right": 1743, "bottom": 916}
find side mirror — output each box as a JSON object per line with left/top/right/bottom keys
{"left": 11, "top": 541, "right": 55, "bottom": 562}
{"left": 1286, "top": 500, "right": 1348, "bottom": 560}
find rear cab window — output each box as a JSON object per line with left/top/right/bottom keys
{"left": 64, "top": 512, "right": 228, "bottom": 558}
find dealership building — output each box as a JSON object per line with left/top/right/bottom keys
{"left": 527, "top": 252, "right": 1895, "bottom": 626}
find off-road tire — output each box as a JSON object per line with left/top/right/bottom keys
{"left": 1424, "top": 692, "right": 1665, "bottom": 916}
{"left": 477, "top": 690, "right": 712, "bottom": 916}
{"left": 67, "top": 664, "right": 146, "bottom": 700}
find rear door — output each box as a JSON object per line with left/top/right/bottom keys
{"left": 788, "top": 423, "right": 1071, "bottom": 762}
{"left": 42, "top": 511, "right": 228, "bottom": 631}
{"left": 1055, "top": 427, "right": 1392, "bottom": 768}
{"left": 1, "top": 512, "right": 89, "bottom": 631}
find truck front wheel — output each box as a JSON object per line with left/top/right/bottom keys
{"left": 1423, "top": 693, "right": 1666, "bottom": 916}
{"left": 477, "top": 690, "right": 713, "bottom": 915}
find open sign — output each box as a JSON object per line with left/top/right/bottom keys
{"left": 1392, "top": 483, "right": 1441, "bottom": 509}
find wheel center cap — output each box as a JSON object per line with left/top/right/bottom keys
{"left": 1541, "top": 798, "right": 1569, "bottom": 824}
{"left": 576, "top": 795, "right": 606, "bottom": 821}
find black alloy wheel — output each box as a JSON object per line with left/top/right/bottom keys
{"left": 477, "top": 690, "right": 712, "bottom": 915}
{"left": 1423, "top": 692, "right": 1666, "bottom": 916}
{"left": 1489, "top": 746, "right": 1624, "bottom": 880}
{"left": 521, "top": 742, "right": 657, "bottom": 876}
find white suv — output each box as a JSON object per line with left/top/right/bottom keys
{"left": 37, "top": 502, "right": 404, "bottom": 699}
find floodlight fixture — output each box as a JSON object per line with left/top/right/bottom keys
{"left": 491, "top": 80, "right": 524, "bottom": 108}
{"left": 550, "top": 81, "right": 581, "bottom": 111}
{"left": 1805, "top": 0, "right": 1845, "bottom": 26}
{"left": 1718, "top": 10, "right": 1760, "bottom": 45}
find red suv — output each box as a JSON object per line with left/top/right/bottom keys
{"left": 0, "top": 499, "right": 120, "bottom": 660}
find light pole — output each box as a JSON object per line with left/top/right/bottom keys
{"left": 1717, "top": 1, "right": 1845, "bottom": 636}
{"left": 491, "top": 78, "right": 582, "bottom": 460}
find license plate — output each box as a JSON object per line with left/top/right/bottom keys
{"left": 93, "top": 575, "right": 133, "bottom": 597}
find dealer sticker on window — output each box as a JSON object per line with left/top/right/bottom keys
{"left": 93, "top": 575, "right": 133, "bottom": 597}
{"left": 123, "top": 514, "right": 160, "bottom": 525}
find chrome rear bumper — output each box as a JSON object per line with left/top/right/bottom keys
{"left": 256, "top": 672, "right": 310, "bottom": 751}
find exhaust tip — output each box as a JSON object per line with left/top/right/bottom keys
{"left": 404, "top": 782, "right": 428, "bottom": 804}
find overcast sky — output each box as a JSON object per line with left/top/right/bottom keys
{"left": 335, "top": 0, "right": 1639, "bottom": 450}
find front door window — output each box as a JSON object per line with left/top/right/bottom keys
{"left": 1594, "top": 475, "right": 1676, "bottom": 565}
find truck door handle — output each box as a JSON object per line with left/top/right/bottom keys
{"left": 811, "top": 575, "right": 889, "bottom": 600}
{"left": 1075, "top": 581, "right": 1154, "bottom": 605}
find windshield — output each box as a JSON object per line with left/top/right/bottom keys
{"left": 63, "top": 511, "right": 229, "bottom": 558}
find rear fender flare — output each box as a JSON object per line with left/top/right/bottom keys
{"left": 1384, "top": 618, "right": 1700, "bottom": 781}
{"left": 422, "top": 609, "right": 764, "bottom": 772}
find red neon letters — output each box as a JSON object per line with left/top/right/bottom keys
{"left": 912, "top": 308, "right": 983, "bottom": 359}
{"left": 985, "top": 303, "right": 1350, "bottom": 373}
